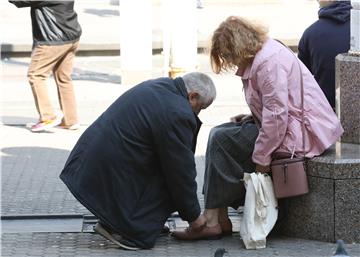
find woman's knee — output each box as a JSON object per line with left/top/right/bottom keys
{"left": 209, "top": 127, "right": 228, "bottom": 144}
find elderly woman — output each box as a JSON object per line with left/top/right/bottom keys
{"left": 172, "top": 16, "right": 343, "bottom": 240}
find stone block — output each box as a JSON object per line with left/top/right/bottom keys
{"left": 335, "top": 53, "right": 360, "bottom": 144}
{"left": 280, "top": 143, "right": 360, "bottom": 243}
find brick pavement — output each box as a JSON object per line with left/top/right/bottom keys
{"left": 0, "top": 125, "right": 205, "bottom": 216}
{"left": 2, "top": 233, "right": 360, "bottom": 257}
{"left": 1, "top": 126, "right": 88, "bottom": 216}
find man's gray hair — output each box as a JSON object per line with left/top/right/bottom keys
{"left": 182, "top": 72, "right": 216, "bottom": 104}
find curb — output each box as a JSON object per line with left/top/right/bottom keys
{"left": 1, "top": 38, "right": 299, "bottom": 58}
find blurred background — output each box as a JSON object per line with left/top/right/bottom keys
{"left": 0, "top": 0, "right": 319, "bottom": 138}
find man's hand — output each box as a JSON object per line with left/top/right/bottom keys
{"left": 256, "top": 164, "right": 270, "bottom": 173}
{"left": 230, "top": 114, "right": 252, "bottom": 123}
{"left": 189, "top": 214, "right": 206, "bottom": 228}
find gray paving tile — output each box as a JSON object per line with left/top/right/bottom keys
{"left": 2, "top": 232, "right": 360, "bottom": 257}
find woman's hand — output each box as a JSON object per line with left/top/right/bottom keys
{"left": 230, "top": 114, "right": 252, "bottom": 123}
{"left": 256, "top": 164, "right": 270, "bottom": 173}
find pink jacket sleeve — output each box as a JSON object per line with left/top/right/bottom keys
{"left": 252, "top": 58, "right": 289, "bottom": 166}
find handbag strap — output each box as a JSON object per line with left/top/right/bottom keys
{"left": 254, "top": 39, "right": 306, "bottom": 158}
{"left": 292, "top": 45, "right": 306, "bottom": 158}
{"left": 300, "top": 64, "right": 306, "bottom": 158}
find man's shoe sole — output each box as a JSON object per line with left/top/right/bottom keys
{"left": 93, "top": 223, "right": 140, "bottom": 251}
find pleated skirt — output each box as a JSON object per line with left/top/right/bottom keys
{"left": 203, "top": 121, "right": 259, "bottom": 209}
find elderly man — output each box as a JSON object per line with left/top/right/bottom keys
{"left": 60, "top": 72, "right": 216, "bottom": 250}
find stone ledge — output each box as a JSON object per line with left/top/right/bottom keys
{"left": 281, "top": 142, "right": 360, "bottom": 244}
{"left": 307, "top": 143, "right": 360, "bottom": 179}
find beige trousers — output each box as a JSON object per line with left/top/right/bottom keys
{"left": 28, "top": 41, "right": 79, "bottom": 126}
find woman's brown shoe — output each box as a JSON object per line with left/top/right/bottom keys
{"left": 219, "top": 218, "right": 233, "bottom": 236}
{"left": 171, "top": 224, "right": 222, "bottom": 240}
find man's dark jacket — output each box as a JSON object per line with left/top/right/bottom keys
{"left": 60, "top": 77, "right": 201, "bottom": 249}
{"left": 9, "top": 1, "right": 81, "bottom": 45}
{"left": 298, "top": 1, "right": 351, "bottom": 108}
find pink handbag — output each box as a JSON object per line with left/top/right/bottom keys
{"left": 270, "top": 156, "right": 308, "bottom": 198}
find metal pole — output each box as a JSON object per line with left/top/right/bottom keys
{"left": 166, "top": 0, "right": 198, "bottom": 78}
{"left": 350, "top": 0, "right": 360, "bottom": 55}
{"left": 162, "top": 0, "right": 171, "bottom": 77}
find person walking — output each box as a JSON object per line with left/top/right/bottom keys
{"left": 298, "top": 0, "right": 351, "bottom": 109}
{"left": 60, "top": 72, "right": 216, "bottom": 250}
{"left": 9, "top": 1, "right": 82, "bottom": 132}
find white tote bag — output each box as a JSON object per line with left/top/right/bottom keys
{"left": 240, "top": 172, "right": 278, "bottom": 249}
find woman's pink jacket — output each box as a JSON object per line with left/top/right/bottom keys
{"left": 236, "top": 38, "right": 343, "bottom": 166}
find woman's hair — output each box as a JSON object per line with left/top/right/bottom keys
{"left": 182, "top": 72, "right": 216, "bottom": 105}
{"left": 210, "top": 16, "right": 268, "bottom": 74}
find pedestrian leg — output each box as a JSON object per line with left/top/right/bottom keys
{"left": 53, "top": 41, "right": 79, "bottom": 127}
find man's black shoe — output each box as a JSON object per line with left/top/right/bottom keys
{"left": 93, "top": 222, "right": 140, "bottom": 251}
{"left": 160, "top": 225, "right": 170, "bottom": 235}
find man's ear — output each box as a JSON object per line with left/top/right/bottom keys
{"left": 188, "top": 92, "right": 200, "bottom": 102}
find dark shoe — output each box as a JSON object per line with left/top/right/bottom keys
{"left": 219, "top": 218, "right": 233, "bottom": 236}
{"left": 171, "top": 224, "right": 222, "bottom": 240}
{"left": 160, "top": 225, "right": 170, "bottom": 235}
{"left": 98, "top": 220, "right": 116, "bottom": 234}
{"left": 93, "top": 222, "right": 140, "bottom": 251}
{"left": 118, "top": 237, "right": 141, "bottom": 251}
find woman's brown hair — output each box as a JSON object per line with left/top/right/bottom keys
{"left": 210, "top": 16, "right": 268, "bottom": 74}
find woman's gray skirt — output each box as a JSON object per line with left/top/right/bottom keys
{"left": 203, "top": 121, "right": 259, "bottom": 209}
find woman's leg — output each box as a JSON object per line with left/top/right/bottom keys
{"left": 203, "top": 208, "right": 220, "bottom": 227}
{"left": 203, "top": 122, "right": 258, "bottom": 209}
{"left": 172, "top": 122, "right": 258, "bottom": 241}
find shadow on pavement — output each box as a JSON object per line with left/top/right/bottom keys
{"left": 83, "top": 8, "right": 119, "bottom": 17}
{"left": 72, "top": 68, "right": 121, "bottom": 84}
{"left": 1, "top": 116, "right": 38, "bottom": 127}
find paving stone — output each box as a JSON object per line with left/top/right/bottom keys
{"left": 3, "top": 232, "right": 359, "bottom": 257}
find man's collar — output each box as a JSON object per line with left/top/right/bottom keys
{"left": 174, "top": 77, "right": 188, "bottom": 98}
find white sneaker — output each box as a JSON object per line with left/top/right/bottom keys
{"left": 59, "top": 123, "right": 80, "bottom": 130}
{"left": 30, "top": 113, "right": 63, "bottom": 132}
